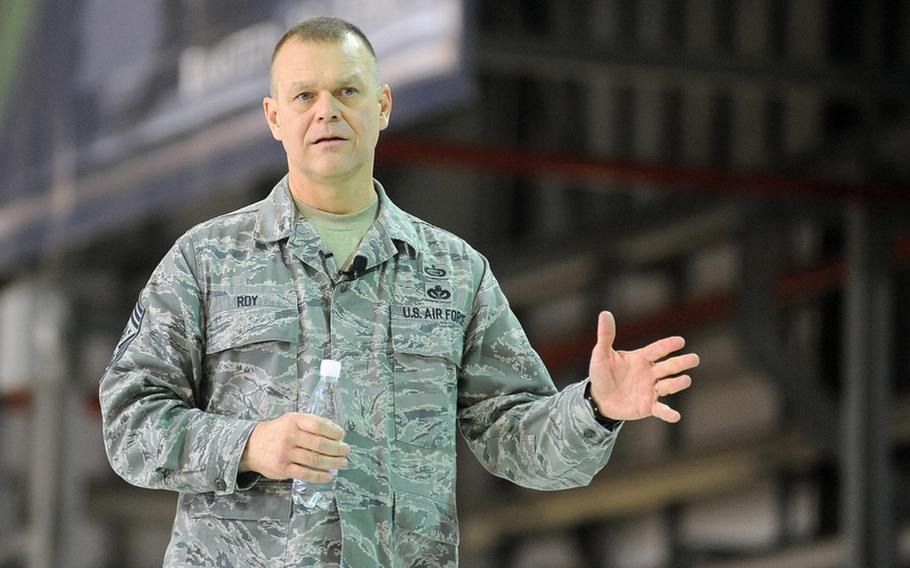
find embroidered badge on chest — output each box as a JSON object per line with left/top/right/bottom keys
{"left": 422, "top": 264, "right": 447, "bottom": 279}
{"left": 424, "top": 282, "right": 453, "bottom": 303}
{"left": 419, "top": 261, "right": 453, "bottom": 303}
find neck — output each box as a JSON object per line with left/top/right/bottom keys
{"left": 287, "top": 171, "right": 375, "bottom": 214}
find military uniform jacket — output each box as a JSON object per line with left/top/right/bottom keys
{"left": 100, "top": 177, "right": 621, "bottom": 567}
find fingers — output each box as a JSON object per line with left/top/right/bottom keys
{"left": 244, "top": 413, "right": 354, "bottom": 481}
{"left": 652, "top": 353, "right": 700, "bottom": 378}
{"left": 655, "top": 374, "right": 692, "bottom": 397}
{"left": 290, "top": 415, "right": 350, "bottom": 476}
{"left": 650, "top": 351, "right": 695, "bottom": 423}
{"left": 595, "top": 311, "right": 616, "bottom": 352}
{"left": 287, "top": 446, "right": 349, "bottom": 472}
{"left": 641, "top": 335, "right": 686, "bottom": 363}
{"left": 652, "top": 369, "right": 693, "bottom": 422}
{"left": 295, "top": 413, "right": 345, "bottom": 440}
{"left": 285, "top": 463, "right": 336, "bottom": 484}
{"left": 294, "top": 429, "right": 351, "bottom": 459}
{"left": 277, "top": 426, "right": 350, "bottom": 482}
{"left": 283, "top": 417, "right": 351, "bottom": 481}
{"left": 651, "top": 401, "right": 682, "bottom": 423}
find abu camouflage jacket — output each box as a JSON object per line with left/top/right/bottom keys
{"left": 100, "top": 176, "right": 621, "bottom": 567}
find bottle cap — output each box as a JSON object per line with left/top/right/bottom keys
{"left": 320, "top": 359, "right": 341, "bottom": 378}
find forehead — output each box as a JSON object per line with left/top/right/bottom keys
{"left": 272, "top": 35, "right": 374, "bottom": 89}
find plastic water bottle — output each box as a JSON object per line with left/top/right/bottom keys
{"left": 292, "top": 359, "right": 341, "bottom": 510}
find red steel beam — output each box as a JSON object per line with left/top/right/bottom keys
{"left": 538, "top": 233, "right": 910, "bottom": 371}
{"left": 378, "top": 137, "right": 910, "bottom": 205}
{"left": 538, "top": 292, "right": 734, "bottom": 370}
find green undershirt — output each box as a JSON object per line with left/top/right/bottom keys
{"left": 293, "top": 193, "right": 379, "bottom": 270}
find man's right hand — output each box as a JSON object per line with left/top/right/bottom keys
{"left": 239, "top": 412, "right": 350, "bottom": 482}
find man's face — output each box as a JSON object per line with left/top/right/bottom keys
{"left": 264, "top": 35, "right": 391, "bottom": 188}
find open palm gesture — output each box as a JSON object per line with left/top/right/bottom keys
{"left": 588, "top": 311, "right": 699, "bottom": 423}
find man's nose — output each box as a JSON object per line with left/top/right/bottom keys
{"left": 314, "top": 93, "right": 340, "bottom": 122}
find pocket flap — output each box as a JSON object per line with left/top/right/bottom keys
{"left": 390, "top": 314, "right": 463, "bottom": 367}
{"left": 205, "top": 292, "right": 297, "bottom": 354}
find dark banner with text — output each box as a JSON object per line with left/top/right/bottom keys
{"left": 0, "top": 0, "right": 469, "bottom": 272}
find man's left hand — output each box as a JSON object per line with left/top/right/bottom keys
{"left": 588, "top": 311, "right": 699, "bottom": 423}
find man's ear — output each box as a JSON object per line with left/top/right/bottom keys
{"left": 378, "top": 84, "right": 392, "bottom": 130}
{"left": 263, "top": 97, "right": 282, "bottom": 141}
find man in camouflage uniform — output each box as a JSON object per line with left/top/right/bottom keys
{"left": 100, "top": 17, "right": 699, "bottom": 567}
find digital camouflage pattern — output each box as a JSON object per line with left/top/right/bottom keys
{"left": 100, "top": 176, "right": 622, "bottom": 567}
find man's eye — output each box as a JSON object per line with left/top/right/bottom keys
{"left": 341, "top": 87, "right": 357, "bottom": 96}
{"left": 296, "top": 92, "right": 312, "bottom": 102}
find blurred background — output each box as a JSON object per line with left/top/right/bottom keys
{"left": 1, "top": 0, "right": 909, "bottom": 567}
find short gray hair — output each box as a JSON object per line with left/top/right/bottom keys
{"left": 269, "top": 16, "right": 379, "bottom": 96}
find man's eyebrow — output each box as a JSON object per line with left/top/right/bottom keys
{"left": 288, "top": 80, "right": 315, "bottom": 92}
{"left": 335, "top": 74, "right": 366, "bottom": 86}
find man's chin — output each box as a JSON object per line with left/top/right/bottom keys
{"left": 295, "top": 163, "right": 363, "bottom": 185}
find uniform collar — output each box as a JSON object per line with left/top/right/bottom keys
{"left": 253, "top": 175, "right": 420, "bottom": 257}
{"left": 371, "top": 178, "right": 419, "bottom": 254}
{"left": 253, "top": 175, "right": 295, "bottom": 244}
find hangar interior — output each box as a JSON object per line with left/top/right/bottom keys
{"left": 1, "top": 1, "right": 909, "bottom": 567}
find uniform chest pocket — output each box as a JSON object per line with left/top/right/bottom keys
{"left": 205, "top": 291, "right": 298, "bottom": 354}
{"left": 390, "top": 313, "right": 463, "bottom": 451}
{"left": 202, "top": 291, "right": 299, "bottom": 419}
